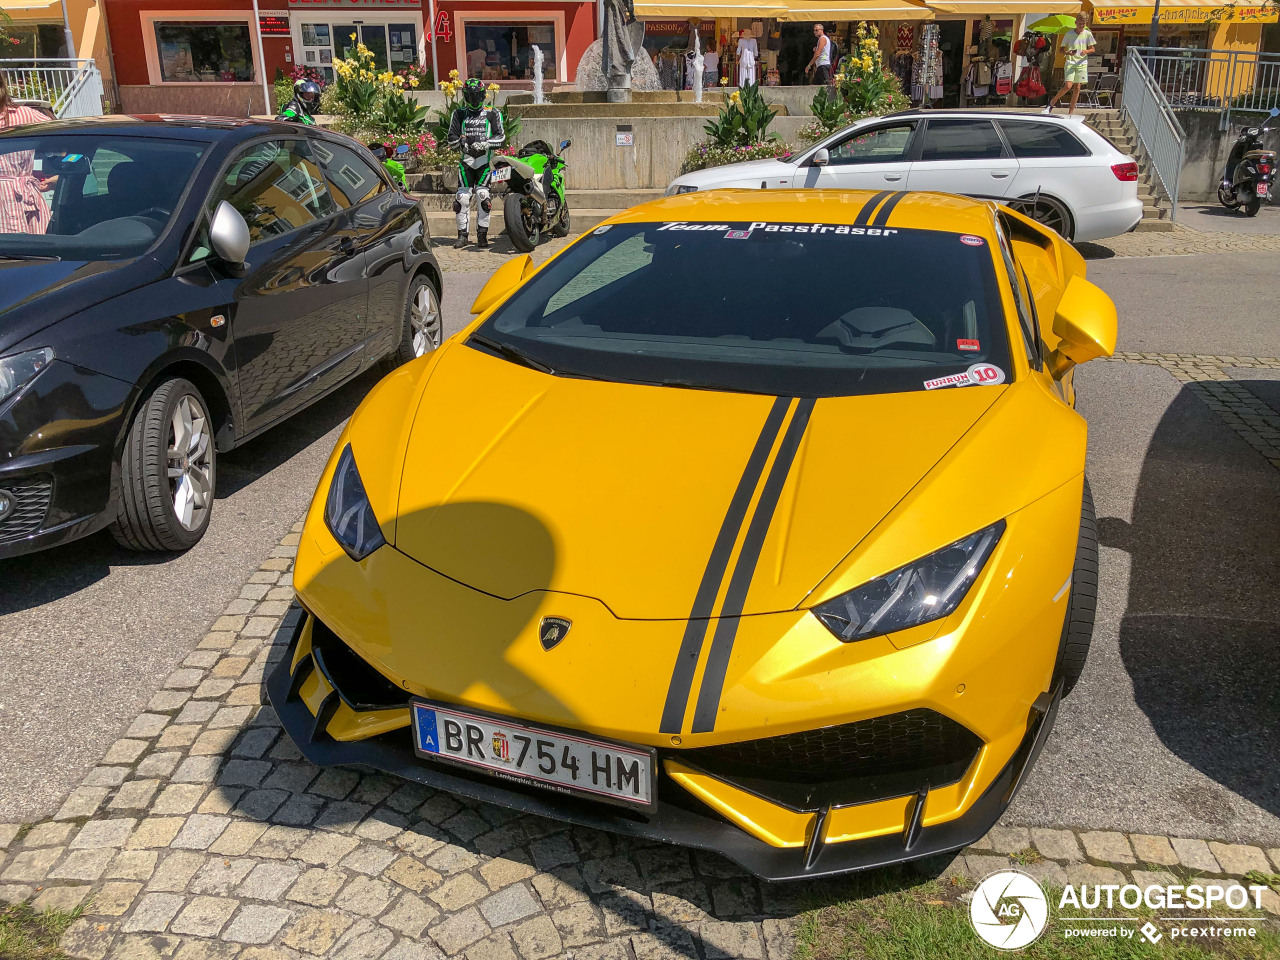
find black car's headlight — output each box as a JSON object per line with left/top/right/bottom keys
{"left": 813, "top": 520, "right": 1006, "bottom": 643}
{"left": 0, "top": 347, "right": 53, "bottom": 406}
{"left": 324, "top": 444, "right": 386, "bottom": 561}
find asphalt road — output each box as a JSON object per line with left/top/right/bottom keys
{"left": 2, "top": 255, "right": 1278, "bottom": 850}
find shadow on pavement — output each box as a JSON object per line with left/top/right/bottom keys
{"left": 0, "top": 371, "right": 377, "bottom": 617}
{"left": 1073, "top": 241, "right": 1116, "bottom": 261}
{"left": 1103, "top": 386, "right": 1280, "bottom": 823}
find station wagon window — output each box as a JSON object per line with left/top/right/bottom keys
{"left": 311, "top": 140, "right": 386, "bottom": 208}
{"left": 827, "top": 123, "right": 916, "bottom": 165}
{"left": 919, "top": 119, "right": 1006, "bottom": 162}
{"left": 997, "top": 121, "right": 1090, "bottom": 159}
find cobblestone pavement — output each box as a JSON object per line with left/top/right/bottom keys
{"left": 429, "top": 237, "right": 575, "bottom": 274}
{"left": 1076, "top": 223, "right": 1280, "bottom": 259}
{"left": 0, "top": 498, "right": 1272, "bottom": 959}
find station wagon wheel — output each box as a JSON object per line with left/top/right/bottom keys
{"left": 110, "top": 378, "right": 217, "bottom": 552}
{"left": 384, "top": 274, "right": 442, "bottom": 370}
{"left": 1020, "top": 194, "right": 1073, "bottom": 239}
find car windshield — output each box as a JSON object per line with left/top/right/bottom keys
{"left": 0, "top": 134, "right": 206, "bottom": 261}
{"left": 477, "top": 220, "right": 1012, "bottom": 397}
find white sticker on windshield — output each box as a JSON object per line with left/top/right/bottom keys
{"left": 924, "top": 363, "right": 1006, "bottom": 391}
{"left": 593, "top": 225, "right": 613, "bottom": 235}
{"left": 960, "top": 234, "right": 985, "bottom": 246}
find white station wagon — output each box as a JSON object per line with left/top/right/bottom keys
{"left": 667, "top": 110, "right": 1144, "bottom": 242}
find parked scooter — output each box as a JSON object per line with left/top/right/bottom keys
{"left": 1218, "top": 107, "right": 1279, "bottom": 217}
{"left": 491, "top": 139, "right": 571, "bottom": 252}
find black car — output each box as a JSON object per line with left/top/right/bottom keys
{"left": 0, "top": 117, "right": 443, "bottom": 559}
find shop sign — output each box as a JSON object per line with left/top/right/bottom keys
{"left": 288, "top": 0, "right": 423, "bottom": 7}
{"left": 642, "top": 19, "right": 717, "bottom": 35}
{"left": 430, "top": 9, "right": 451, "bottom": 42}
{"left": 259, "top": 15, "right": 290, "bottom": 35}
{"left": 1093, "top": 4, "right": 1278, "bottom": 24}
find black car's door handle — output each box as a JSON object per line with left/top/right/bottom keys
{"left": 337, "top": 237, "right": 359, "bottom": 254}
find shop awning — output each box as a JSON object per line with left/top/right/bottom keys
{"left": 776, "top": 0, "right": 932, "bottom": 20}
{"left": 0, "top": 0, "right": 62, "bottom": 10}
{"left": 1090, "top": 0, "right": 1277, "bottom": 25}
{"left": 926, "top": 0, "right": 1079, "bottom": 12}
{"left": 635, "top": 0, "right": 786, "bottom": 16}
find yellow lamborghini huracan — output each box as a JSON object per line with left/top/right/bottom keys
{"left": 270, "top": 190, "right": 1117, "bottom": 879}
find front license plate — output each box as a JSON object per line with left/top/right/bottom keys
{"left": 490, "top": 166, "right": 511, "bottom": 183}
{"left": 411, "top": 701, "right": 655, "bottom": 806}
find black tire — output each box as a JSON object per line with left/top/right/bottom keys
{"left": 110, "top": 378, "right": 216, "bottom": 552}
{"left": 1219, "top": 184, "right": 1239, "bottom": 208}
{"left": 505, "top": 192, "right": 539, "bottom": 252}
{"left": 551, "top": 200, "right": 571, "bottom": 238}
{"left": 1245, "top": 196, "right": 1262, "bottom": 217}
{"left": 381, "top": 274, "right": 442, "bottom": 373}
{"left": 1021, "top": 194, "right": 1074, "bottom": 239}
{"left": 1053, "top": 479, "right": 1098, "bottom": 697}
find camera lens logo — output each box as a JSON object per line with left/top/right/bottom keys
{"left": 969, "top": 870, "right": 1049, "bottom": 950}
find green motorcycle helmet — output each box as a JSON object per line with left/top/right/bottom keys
{"left": 461, "top": 78, "right": 486, "bottom": 112}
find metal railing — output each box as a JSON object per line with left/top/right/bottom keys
{"left": 1121, "top": 48, "right": 1185, "bottom": 220}
{"left": 0, "top": 59, "right": 105, "bottom": 118}
{"left": 1127, "top": 45, "right": 1280, "bottom": 129}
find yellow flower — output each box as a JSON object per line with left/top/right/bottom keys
{"left": 349, "top": 32, "right": 357, "bottom": 40}
{"left": 719, "top": 77, "right": 728, "bottom": 86}
{"left": 449, "top": 69, "right": 459, "bottom": 79}
{"left": 487, "top": 82, "right": 500, "bottom": 92}
{"left": 408, "top": 77, "right": 419, "bottom": 88}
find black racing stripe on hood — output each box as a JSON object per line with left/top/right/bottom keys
{"left": 871, "top": 190, "right": 908, "bottom": 227}
{"left": 853, "top": 191, "right": 892, "bottom": 227}
{"left": 691, "top": 397, "right": 816, "bottom": 734}
{"left": 658, "top": 396, "right": 791, "bottom": 734}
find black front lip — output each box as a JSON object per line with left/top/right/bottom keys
{"left": 267, "top": 614, "right": 1062, "bottom": 881}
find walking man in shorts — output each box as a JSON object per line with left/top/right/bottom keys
{"left": 1044, "top": 13, "right": 1095, "bottom": 115}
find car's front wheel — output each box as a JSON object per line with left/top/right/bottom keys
{"left": 1054, "top": 480, "right": 1098, "bottom": 696}
{"left": 111, "top": 378, "right": 216, "bottom": 552}
{"left": 383, "top": 274, "right": 442, "bottom": 371}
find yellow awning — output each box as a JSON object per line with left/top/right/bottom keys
{"left": 0, "top": 0, "right": 61, "bottom": 10}
{"left": 927, "top": 0, "right": 1079, "bottom": 12}
{"left": 636, "top": 0, "right": 785, "bottom": 15}
{"left": 777, "top": 0, "right": 932, "bottom": 20}
{"left": 1090, "top": 0, "right": 1276, "bottom": 24}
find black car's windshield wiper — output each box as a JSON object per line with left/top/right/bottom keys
{"left": 468, "top": 333, "right": 556, "bottom": 375}
{"left": 0, "top": 253, "right": 62, "bottom": 262}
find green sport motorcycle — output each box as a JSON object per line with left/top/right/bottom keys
{"left": 492, "top": 139, "right": 571, "bottom": 252}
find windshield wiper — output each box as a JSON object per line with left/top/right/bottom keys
{"left": 468, "top": 333, "right": 556, "bottom": 375}
{"left": 0, "top": 253, "right": 62, "bottom": 262}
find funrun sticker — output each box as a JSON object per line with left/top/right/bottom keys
{"left": 924, "top": 362, "right": 1006, "bottom": 391}
{"left": 957, "top": 338, "right": 981, "bottom": 352}
{"left": 959, "top": 234, "right": 985, "bottom": 246}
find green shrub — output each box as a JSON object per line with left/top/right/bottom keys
{"left": 704, "top": 82, "right": 779, "bottom": 147}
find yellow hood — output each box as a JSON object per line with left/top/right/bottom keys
{"left": 391, "top": 344, "right": 1005, "bottom": 620}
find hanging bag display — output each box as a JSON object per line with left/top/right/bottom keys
{"left": 768, "top": 27, "right": 782, "bottom": 51}
{"left": 1014, "top": 63, "right": 1045, "bottom": 99}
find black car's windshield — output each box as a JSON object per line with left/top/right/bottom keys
{"left": 0, "top": 134, "right": 206, "bottom": 260}
{"left": 476, "top": 221, "right": 1012, "bottom": 397}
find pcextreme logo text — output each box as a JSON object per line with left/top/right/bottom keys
{"left": 968, "top": 870, "right": 1271, "bottom": 950}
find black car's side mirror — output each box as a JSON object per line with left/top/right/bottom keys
{"left": 209, "top": 200, "right": 250, "bottom": 270}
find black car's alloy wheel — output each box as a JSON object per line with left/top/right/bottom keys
{"left": 384, "top": 275, "right": 442, "bottom": 370}
{"left": 111, "top": 378, "right": 216, "bottom": 552}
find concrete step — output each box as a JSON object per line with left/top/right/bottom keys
{"left": 1135, "top": 217, "right": 1176, "bottom": 232}
{"left": 425, "top": 208, "right": 623, "bottom": 237}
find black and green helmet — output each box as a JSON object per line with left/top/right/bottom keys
{"left": 461, "top": 78, "right": 486, "bottom": 110}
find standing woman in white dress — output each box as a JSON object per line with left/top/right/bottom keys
{"left": 737, "top": 30, "right": 758, "bottom": 86}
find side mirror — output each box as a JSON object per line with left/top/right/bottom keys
{"left": 811, "top": 147, "right": 830, "bottom": 166}
{"left": 395, "top": 143, "right": 411, "bottom": 155}
{"left": 1270, "top": 107, "right": 1279, "bottom": 117}
{"left": 1046, "top": 275, "right": 1117, "bottom": 378}
{"left": 470, "top": 253, "right": 533, "bottom": 315}
{"left": 559, "top": 139, "right": 572, "bottom": 153}
{"left": 209, "top": 200, "right": 250, "bottom": 268}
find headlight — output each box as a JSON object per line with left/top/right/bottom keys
{"left": 324, "top": 444, "right": 387, "bottom": 561}
{"left": 667, "top": 184, "right": 698, "bottom": 196}
{"left": 812, "top": 521, "right": 1005, "bottom": 643}
{"left": 0, "top": 347, "right": 53, "bottom": 406}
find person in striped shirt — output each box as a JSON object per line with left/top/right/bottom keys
{"left": 0, "top": 73, "right": 53, "bottom": 235}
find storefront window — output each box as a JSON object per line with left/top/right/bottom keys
{"left": 463, "top": 23, "right": 557, "bottom": 81}
{"left": 0, "top": 24, "right": 69, "bottom": 61}
{"left": 305, "top": 22, "right": 417, "bottom": 75}
{"left": 154, "top": 22, "right": 254, "bottom": 83}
